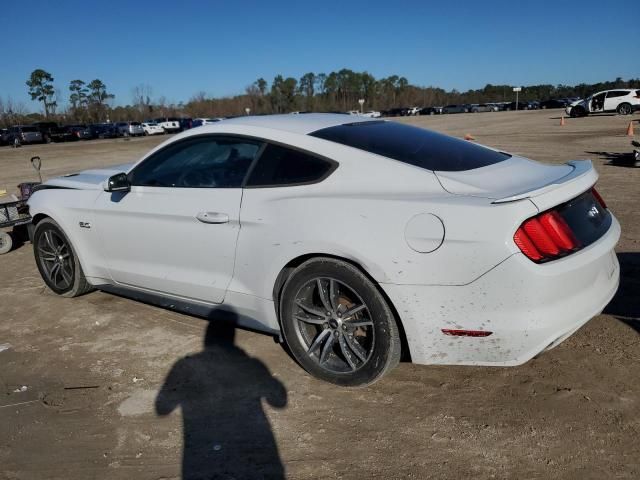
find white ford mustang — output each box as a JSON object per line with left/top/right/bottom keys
{"left": 28, "top": 114, "right": 620, "bottom": 386}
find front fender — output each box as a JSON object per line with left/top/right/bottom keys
{"left": 28, "top": 189, "right": 108, "bottom": 282}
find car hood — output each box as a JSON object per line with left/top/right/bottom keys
{"left": 570, "top": 98, "right": 586, "bottom": 106}
{"left": 44, "top": 162, "right": 134, "bottom": 190}
{"left": 434, "top": 154, "right": 581, "bottom": 203}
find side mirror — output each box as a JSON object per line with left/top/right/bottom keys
{"left": 105, "top": 172, "right": 130, "bottom": 192}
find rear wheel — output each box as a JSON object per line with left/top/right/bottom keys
{"left": 617, "top": 103, "right": 632, "bottom": 115}
{"left": 33, "top": 218, "right": 94, "bottom": 297}
{"left": 280, "top": 258, "right": 401, "bottom": 387}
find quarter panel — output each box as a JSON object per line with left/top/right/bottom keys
{"left": 231, "top": 161, "right": 539, "bottom": 300}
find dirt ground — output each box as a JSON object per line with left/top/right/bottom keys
{"left": 1, "top": 110, "right": 639, "bottom": 480}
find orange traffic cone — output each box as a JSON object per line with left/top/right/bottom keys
{"left": 464, "top": 133, "right": 475, "bottom": 141}
{"left": 627, "top": 121, "right": 634, "bottom": 136}
{"left": 560, "top": 116, "right": 566, "bottom": 126}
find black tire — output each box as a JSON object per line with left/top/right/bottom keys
{"left": 0, "top": 231, "right": 13, "bottom": 254}
{"left": 33, "top": 218, "right": 94, "bottom": 297}
{"left": 570, "top": 106, "right": 585, "bottom": 118}
{"left": 617, "top": 103, "right": 632, "bottom": 115}
{"left": 279, "top": 258, "right": 401, "bottom": 387}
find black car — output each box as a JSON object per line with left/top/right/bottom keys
{"left": 0, "top": 128, "right": 10, "bottom": 146}
{"left": 504, "top": 101, "right": 529, "bottom": 111}
{"left": 419, "top": 107, "right": 441, "bottom": 115}
{"left": 32, "top": 121, "right": 76, "bottom": 143}
{"left": 66, "top": 124, "right": 92, "bottom": 140}
{"left": 539, "top": 98, "right": 569, "bottom": 109}
{"left": 442, "top": 104, "right": 469, "bottom": 114}
{"left": 382, "top": 107, "right": 411, "bottom": 117}
{"left": 88, "top": 123, "right": 118, "bottom": 139}
{"left": 178, "top": 118, "right": 193, "bottom": 131}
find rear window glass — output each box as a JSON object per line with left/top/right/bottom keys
{"left": 310, "top": 121, "right": 510, "bottom": 172}
{"left": 246, "top": 144, "right": 335, "bottom": 187}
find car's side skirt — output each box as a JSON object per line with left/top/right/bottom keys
{"left": 94, "top": 283, "right": 282, "bottom": 339}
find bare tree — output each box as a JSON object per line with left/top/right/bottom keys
{"left": 132, "top": 84, "right": 153, "bottom": 119}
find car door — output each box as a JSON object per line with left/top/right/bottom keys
{"left": 92, "top": 134, "right": 263, "bottom": 304}
{"left": 603, "top": 91, "right": 627, "bottom": 112}
{"left": 589, "top": 92, "right": 606, "bottom": 112}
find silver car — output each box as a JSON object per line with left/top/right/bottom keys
{"left": 115, "top": 122, "right": 144, "bottom": 137}
{"left": 8, "top": 126, "right": 43, "bottom": 145}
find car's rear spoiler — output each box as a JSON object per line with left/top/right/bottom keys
{"left": 492, "top": 160, "right": 597, "bottom": 211}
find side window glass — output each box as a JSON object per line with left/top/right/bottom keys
{"left": 130, "top": 136, "right": 261, "bottom": 188}
{"left": 246, "top": 144, "right": 335, "bottom": 187}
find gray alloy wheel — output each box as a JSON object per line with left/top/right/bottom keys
{"left": 292, "top": 277, "right": 375, "bottom": 374}
{"left": 280, "top": 258, "right": 401, "bottom": 387}
{"left": 617, "top": 103, "right": 632, "bottom": 115}
{"left": 33, "top": 218, "right": 94, "bottom": 297}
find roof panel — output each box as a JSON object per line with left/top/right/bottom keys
{"left": 216, "top": 113, "right": 378, "bottom": 134}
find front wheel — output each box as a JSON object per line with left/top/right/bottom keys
{"left": 280, "top": 258, "right": 401, "bottom": 387}
{"left": 33, "top": 218, "right": 94, "bottom": 297}
{"left": 617, "top": 103, "right": 632, "bottom": 115}
{"left": 0, "top": 231, "right": 13, "bottom": 254}
{"left": 570, "top": 106, "right": 586, "bottom": 118}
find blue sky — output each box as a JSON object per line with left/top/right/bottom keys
{"left": 3, "top": 0, "right": 638, "bottom": 110}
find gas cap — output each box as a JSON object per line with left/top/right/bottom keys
{"left": 404, "top": 213, "right": 445, "bottom": 253}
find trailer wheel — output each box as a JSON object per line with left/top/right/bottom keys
{"left": 0, "top": 231, "right": 13, "bottom": 254}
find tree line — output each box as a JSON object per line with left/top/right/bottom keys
{"left": 1, "top": 68, "right": 639, "bottom": 126}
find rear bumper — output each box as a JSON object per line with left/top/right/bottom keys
{"left": 381, "top": 215, "right": 621, "bottom": 366}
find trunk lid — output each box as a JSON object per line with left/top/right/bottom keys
{"left": 435, "top": 156, "right": 598, "bottom": 212}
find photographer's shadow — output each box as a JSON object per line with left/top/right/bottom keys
{"left": 156, "top": 315, "right": 287, "bottom": 479}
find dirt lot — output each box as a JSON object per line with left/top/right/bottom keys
{"left": 1, "top": 110, "right": 639, "bottom": 479}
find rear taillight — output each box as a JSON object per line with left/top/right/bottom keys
{"left": 513, "top": 188, "right": 607, "bottom": 263}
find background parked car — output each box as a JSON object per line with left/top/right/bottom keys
{"left": 141, "top": 122, "right": 164, "bottom": 135}
{"left": 178, "top": 118, "right": 193, "bottom": 131}
{"left": 192, "top": 118, "right": 223, "bottom": 127}
{"left": 0, "top": 128, "right": 10, "bottom": 145}
{"left": 66, "top": 125, "right": 92, "bottom": 140}
{"left": 7, "top": 125, "right": 43, "bottom": 145}
{"left": 567, "top": 89, "right": 640, "bottom": 117}
{"left": 419, "top": 107, "right": 438, "bottom": 115}
{"left": 362, "top": 111, "right": 381, "bottom": 118}
{"left": 31, "top": 121, "right": 75, "bottom": 143}
{"left": 383, "top": 107, "right": 411, "bottom": 117}
{"left": 539, "top": 98, "right": 569, "bottom": 109}
{"left": 504, "top": 101, "right": 529, "bottom": 111}
{"left": 115, "top": 121, "right": 144, "bottom": 137}
{"left": 153, "top": 117, "right": 181, "bottom": 133}
{"left": 442, "top": 104, "right": 469, "bottom": 114}
{"left": 470, "top": 104, "right": 495, "bottom": 113}
{"left": 88, "top": 123, "right": 118, "bottom": 139}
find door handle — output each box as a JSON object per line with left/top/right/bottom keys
{"left": 196, "top": 212, "right": 229, "bottom": 224}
